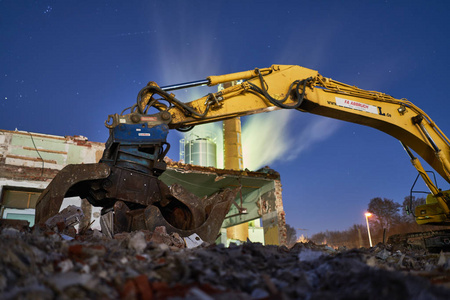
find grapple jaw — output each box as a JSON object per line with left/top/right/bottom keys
{"left": 101, "top": 184, "right": 237, "bottom": 243}
{"left": 35, "top": 162, "right": 237, "bottom": 244}
{"left": 35, "top": 163, "right": 111, "bottom": 226}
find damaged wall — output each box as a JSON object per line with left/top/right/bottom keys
{"left": 0, "top": 129, "right": 105, "bottom": 227}
{"left": 0, "top": 130, "right": 103, "bottom": 170}
{"left": 261, "top": 180, "right": 287, "bottom": 245}
{"left": 163, "top": 161, "right": 287, "bottom": 245}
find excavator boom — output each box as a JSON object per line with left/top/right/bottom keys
{"left": 164, "top": 65, "right": 450, "bottom": 226}
{"left": 168, "top": 65, "right": 450, "bottom": 185}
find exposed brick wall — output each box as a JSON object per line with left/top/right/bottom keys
{"left": 274, "top": 179, "right": 287, "bottom": 246}
{"left": 0, "top": 164, "right": 57, "bottom": 182}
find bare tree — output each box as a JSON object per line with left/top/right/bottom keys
{"left": 310, "top": 232, "right": 327, "bottom": 245}
{"left": 368, "top": 197, "right": 401, "bottom": 231}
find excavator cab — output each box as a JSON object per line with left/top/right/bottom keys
{"left": 407, "top": 170, "right": 450, "bottom": 225}
{"left": 415, "top": 191, "right": 450, "bottom": 225}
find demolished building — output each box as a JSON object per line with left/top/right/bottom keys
{"left": 0, "top": 129, "right": 287, "bottom": 245}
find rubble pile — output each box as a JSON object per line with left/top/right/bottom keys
{"left": 1, "top": 225, "right": 450, "bottom": 300}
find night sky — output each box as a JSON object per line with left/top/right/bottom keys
{"left": 2, "top": 1, "right": 450, "bottom": 237}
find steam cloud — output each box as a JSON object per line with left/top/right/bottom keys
{"left": 181, "top": 110, "right": 341, "bottom": 171}
{"left": 242, "top": 110, "right": 341, "bottom": 171}
{"left": 150, "top": 21, "right": 341, "bottom": 170}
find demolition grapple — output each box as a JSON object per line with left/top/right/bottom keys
{"left": 35, "top": 83, "right": 238, "bottom": 243}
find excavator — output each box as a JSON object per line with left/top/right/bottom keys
{"left": 35, "top": 64, "right": 450, "bottom": 250}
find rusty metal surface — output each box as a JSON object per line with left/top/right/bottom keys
{"left": 35, "top": 163, "right": 110, "bottom": 225}
{"left": 95, "top": 183, "right": 238, "bottom": 243}
{"left": 101, "top": 167, "right": 162, "bottom": 207}
{"left": 144, "top": 188, "right": 239, "bottom": 243}
{"left": 169, "top": 184, "right": 206, "bottom": 228}
{"left": 35, "top": 161, "right": 239, "bottom": 243}
{"left": 113, "top": 201, "right": 131, "bottom": 232}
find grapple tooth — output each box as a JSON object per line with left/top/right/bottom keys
{"left": 35, "top": 163, "right": 111, "bottom": 225}
{"left": 169, "top": 183, "right": 207, "bottom": 228}
{"left": 113, "top": 200, "right": 131, "bottom": 232}
{"left": 143, "top": 187, "right": 239, "bottom": 244}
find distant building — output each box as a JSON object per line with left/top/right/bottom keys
{"left": 180, "top": 131, "right": 217, "bottom": 167}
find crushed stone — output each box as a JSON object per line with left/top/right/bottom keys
{"left": 0, "top": 226, "right": 449, "bottom": 300}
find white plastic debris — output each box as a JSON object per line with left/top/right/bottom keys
{"left": 184, "top": 233, "right": 204, "bottom": 248}
{"left": 437, "top": 251, "right": 447, "bottom": 266}
{"left": 128, "top": 231, "right": 147, "bottom": 253}
{"left": 120, "top": 257, "right": 129, "bottom": 264}
{"left": 397, "top": 254, "right": 406, "bottom": 267}
{"left": 57, "top": 259, "right": 74, "bottom": 273}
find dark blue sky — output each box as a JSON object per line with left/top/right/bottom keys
{"left": 1, "top": 0, "right": 450, "bottom": 237}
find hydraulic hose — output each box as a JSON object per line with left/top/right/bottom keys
{"left": 247, "top": 70, "right": 311, "bottom": 109}
{"left": 136, "top": 85, "right": 212, "bottom": 118}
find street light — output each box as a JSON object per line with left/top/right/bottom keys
{"left": 365, "top": 212, "right": 373, "bottom": 247}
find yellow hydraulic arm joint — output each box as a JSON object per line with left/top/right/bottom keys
{"left": 168, "top": 65, "right": 319, "bottom": 127}
{"left": 412, "top": 157, "right": 441, "bottom": 197}
{"left": 402, "top": 142, "right": 450, "bottom": 222}
{"left": 411, "top": 115, "right": 450, "bottom": 180}
{"left": 207, "top": 67, "right": 272, "bottom": 86}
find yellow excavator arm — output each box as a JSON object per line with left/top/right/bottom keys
{"left": 35, "top": 64, "right": 450, "bottom": 247}
{"left": 139, "top": 64, "right": 450, "bottom": 225}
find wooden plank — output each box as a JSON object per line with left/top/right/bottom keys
{"left": 22, "top": 146, "right": 67, "bottom": 155}
{"left": 6, "top": 154, "right": 57, "bottom": 164}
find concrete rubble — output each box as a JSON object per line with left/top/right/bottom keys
{"left": 1, "top": 221, "right": 450, "bottom": 300}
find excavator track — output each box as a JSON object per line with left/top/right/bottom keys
{"left": 388, "top": 230, "right": 450, "bottom": 253}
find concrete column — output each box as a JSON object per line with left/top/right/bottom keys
{"left": 261, "top": 179, "right": 286, "bottom": 246}
{"left": 223, "top": 116, "right": 248, "bottom": 241}
{"left": 223, "top": 118, "right": 243, "bottom": 171}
